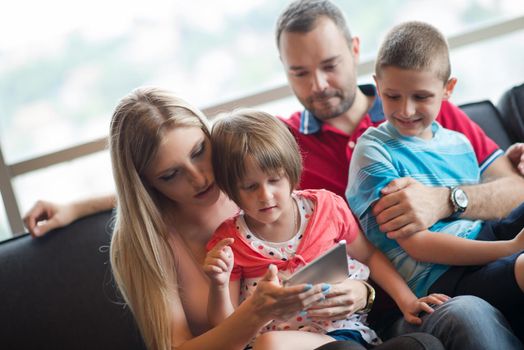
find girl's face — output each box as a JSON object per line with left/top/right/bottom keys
{"left": 237, "top": 156, "right": 293, "bottom": 228}
{"left": 144, "top": 126, "right": 220, "bottom": 208}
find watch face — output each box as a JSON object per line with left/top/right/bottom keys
{"left": 454, "top": 189, "right": 468, "bottom": 209}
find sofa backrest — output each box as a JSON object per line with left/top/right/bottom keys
{"left": 498, "top": 82, "right": 524, "bottom": 142}
{"left": 459, "top": 100, "right": 515, "bottom": 150}
{"left": 0, "top": 210, "right": 146, "bottom": 350}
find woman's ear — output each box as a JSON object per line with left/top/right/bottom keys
{"left": 443, "top": 77, "right": 457, "bottom": 100}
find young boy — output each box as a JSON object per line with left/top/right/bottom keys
{"left": 346, "top": 21, "right": 524, "bottom": 333}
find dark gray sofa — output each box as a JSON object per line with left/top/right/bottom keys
{"left": 0, "top": 86, "right": 522, "bottom": 350}
{"left": 0, "top": 210, "right": 146, "bottom": 350}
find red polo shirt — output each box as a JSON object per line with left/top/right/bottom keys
{"left": 279, "top": 85, "right": 501, "bottom": 200}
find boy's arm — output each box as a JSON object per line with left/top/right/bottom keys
{"left": 396, "top": 229, "right": 523, "bottom": 265}
{"left": 347, "top": 232, "right": 436, "bottom": 324}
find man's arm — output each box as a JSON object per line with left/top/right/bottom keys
{"left": 24, "top": 194, "right": 116, "bottom": 237}
{"left": 463, "top": 153, "right": 524, "bottom": 219}
{"left": 373, "top": 154, "right": 524, "bottom": 239}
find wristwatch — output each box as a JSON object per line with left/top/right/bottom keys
{"left": 358, "top": 281, "right": 376, "bottom": 314}
{"left": 449, "top": 186, "right": 468, "bottom": 219}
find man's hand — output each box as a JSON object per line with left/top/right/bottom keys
{"left": 23, "top": 200, "right": 77, "bottom": 237}
{"left": 505, "top": 143, "right": 524, "bottom": 176}
{"left": 372, "top": 177, "right": 450, "bottom": 239}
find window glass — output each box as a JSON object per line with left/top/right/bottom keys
{"left": 13, "top": 151, "right": 114, "bottom": 217}
{"left": 1, "top": 0, "right": 523, "bottom": 164}
{"left": 0, "top": 199, "right": 10, "bottom": 241}
{"left": 451, "top": 30, "right": 524, "bottom": 104}
{"left": 1, "top": 0, "right": 523, "bottom": 240}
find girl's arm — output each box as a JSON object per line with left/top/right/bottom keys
{"left": 348, "top": 232, "right": 441, "bottom": 324}
{"left": 397, "top": 228, "right": 524, "bottom": 265}
{"left": 173, "top": 265, "right": 327, "bottom": 350}
{"left": 203, "top": 238, "right": 236, "bottom": 326}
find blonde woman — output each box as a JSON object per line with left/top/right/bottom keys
{"left": 110, "top": 87, "right": 342, "bottom": 349}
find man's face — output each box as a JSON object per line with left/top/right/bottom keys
{"left": 279, "top": 17, "right": 360, "bottom": 120}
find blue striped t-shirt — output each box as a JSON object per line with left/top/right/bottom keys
{"left": 346, "top": 121, "right": 484, "bottom": 296}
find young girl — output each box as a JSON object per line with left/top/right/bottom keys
{"left": 204, "top": 109, "right": 447, "bottom": 350}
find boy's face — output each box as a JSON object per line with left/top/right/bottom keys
{"left": 374, "top": 66, "right": 456, "bottom": 140}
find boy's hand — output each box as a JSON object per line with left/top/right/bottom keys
{"left": 399, "top": 293, "right": 449, "bottom": 325}
{"left": 203, "top": 238, "right": 234, "bottom": 286}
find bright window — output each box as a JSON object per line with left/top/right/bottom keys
{"left": 0, "top": 0, "right": 523, "bottom": 238}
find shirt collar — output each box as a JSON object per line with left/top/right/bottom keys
{"left": 299, "top": 84, "right": 385, "bottom": 135}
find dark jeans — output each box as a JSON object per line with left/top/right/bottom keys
{"left": 429, "top": 201, "right": 524, "bottom": 341}
{"left": 314, "top": 333, "right": 444, "bottom": 350}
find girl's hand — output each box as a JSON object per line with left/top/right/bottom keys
{"left": 248, "top": 264, "right": 327, "bottom": 323}
{"left": 400, "top": 293, "right": 449, "bottom": 325}
{"left": 305, "top": 278, "right": 368, "bottom": 321}
{"left": 203, "top": 238, "right": 234, "bottom": 286}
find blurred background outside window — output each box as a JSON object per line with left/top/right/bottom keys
{"left": 1, "top": 0, "right": 523, "bottom": 240}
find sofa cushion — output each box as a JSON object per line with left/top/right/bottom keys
{"left": 0, "top": 210, "right": 145, "bottom": 350}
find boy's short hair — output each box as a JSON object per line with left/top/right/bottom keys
{"left": 211, "top": 109, "right": 302, "bottom": 204}
{"left": 276, "top": 0, "right": 352, "bottom": 50}
{"left": 375, "top": 21, "right": 451, "bottom": 82}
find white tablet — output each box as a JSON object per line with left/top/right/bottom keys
{"left": 283, "top": 240, "right": 349, "bottom": 286}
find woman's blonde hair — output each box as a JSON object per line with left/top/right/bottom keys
{"left": 109, "top": 87, "right": 210, "bottom": 350}
{"left": 211, "top": 109, "right": 302, "bottom": 204}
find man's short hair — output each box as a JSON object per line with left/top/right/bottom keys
{"left": 275, "top": 0, "right": 352, "bottom": 50}
{"left": 375, "top": 21, "right": 451, "bottom": 82}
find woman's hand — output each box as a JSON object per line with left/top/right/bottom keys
{"left": 248, "top": 264, "right": 326, "bottom": 323}
{"left": 23, "top": 200, "right": 78, "bottom": 237}
{"left": 304, "top": 279, "right": 368, "bottom": 321}
{"left": 203, "top": 238, "right": 235, "bottom": 286}
{"left": 399, "top": 293, "right": 449, "bottom": 325}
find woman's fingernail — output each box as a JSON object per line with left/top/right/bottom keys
{"left": 321, "top": 283, "right": 331, "bottom": 293}
{"left": 303, "top": 283, "right": 313, "bottom": 291}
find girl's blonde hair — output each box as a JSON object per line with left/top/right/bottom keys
{"left": 109, "top": 87, "right": 210, "bottom": 350}
{"left": 211, "top": 109, "right": 302, "bottom": 204}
